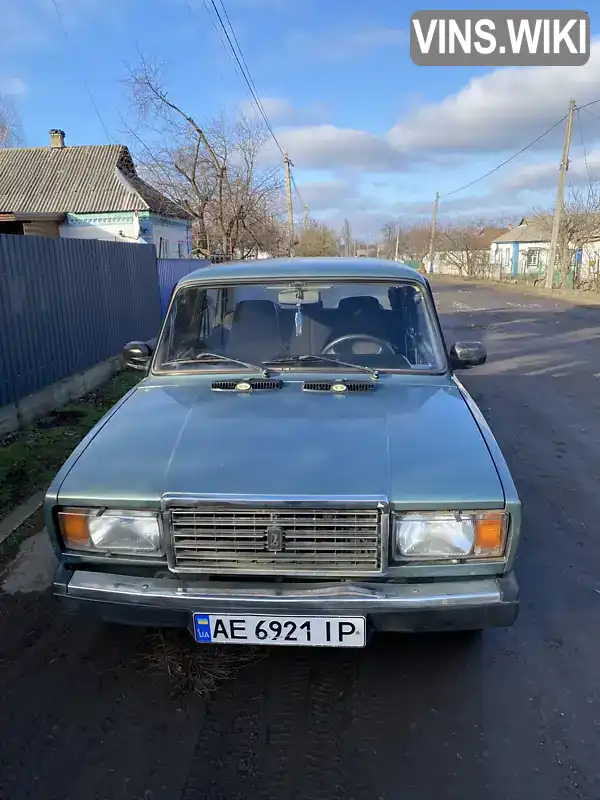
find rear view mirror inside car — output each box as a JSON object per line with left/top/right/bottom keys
{"left": 278, "top": 289, "right": 321, "bottom": 305}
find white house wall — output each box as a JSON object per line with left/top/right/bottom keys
{"left": 59, "top": 211, "right": 192, "bottom": 258}
{"left": 490, "top": 241, "right": 550, "bottom": 277}
{"left": 60, "top": 212, "right": 141, "bottom": 243}
{"left": 151, "top": 217, "right": 191, "bottom": 259}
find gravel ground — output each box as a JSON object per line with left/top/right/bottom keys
{"left": 1, "top": 280, "right": 600, "bottom": 800}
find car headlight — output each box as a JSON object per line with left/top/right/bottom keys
{"left": 58, "top": 508, "right": 162, "bottom": 555}
{"left": 394, "top": 511, "right": 507, "bottom": 559}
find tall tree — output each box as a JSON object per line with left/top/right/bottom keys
{"left": 295, "top": 220, "right": 339, "bottom": 257}
{"left": 124, "top": 58, "right": 287, "bottom": 260}
{"left": 0, "top": 94, "right": 24, "bottom": 147}
{"left": 341, "top": 218, "right": 353, "bottom": 257}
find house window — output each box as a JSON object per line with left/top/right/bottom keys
{"left": 178, "top": 241, "right": 185, "bottom": 258}
{"left": 526, "top": 249, "right": 541, "bottom": 268}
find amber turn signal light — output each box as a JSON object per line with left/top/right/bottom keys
{"left": 474, "top": 514, "right": 506, "bottom": 556}
{"left": 58, "top": 509, "right": 91, "bottom": 549}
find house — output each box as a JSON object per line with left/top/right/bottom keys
{"left": 0, "top": 129, "right": 192, "bottom": 257}
{"left": 490, "top": 216, "right": 553, "bottom": 277}
{"left": 491, "top": 215, "right": 600, "bottom": 282}
{"left": 433, "top": 225, "right": 508, "bottom": 276}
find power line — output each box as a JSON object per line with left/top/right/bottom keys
{"left": 576, "top": 109, "right": 593, "bottom": 185}
{"left": 186, "top": 0, "right": 307, "bottom": 230}
{"left": 183, "top": 0, "right": 228, "bottom": 85}
{"left": 580, "top": 106, "right": 600, "bottom": 123}
{"left": 576, "top": 98, "right": 600, "bottom": 110}
{"left": 440, "top": 114, "right": 569, "bottom": 199}
{"left": 50, "top": 0, "right": 112, "bottom": 143}
{"left": 190, "top": 0, "right": 248, "bottom": 89}
{"left": 214, "top": 0, "right": 277, "bottom": 139}
{"left": 205, "top": 0, "right": 309, "bottom": 219}
{"left": 291, "top": 174, "right": 306, "bottom": 209}
{"left": 208, "top": 0, "right": 286, "bottom": 158}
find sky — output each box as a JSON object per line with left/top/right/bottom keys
{"left": 2, "top": 0, "right": 600, "bottom": 237}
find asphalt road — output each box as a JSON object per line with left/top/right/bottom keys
{"left": 2, "top": 279, "right": 600, "bottom": 800}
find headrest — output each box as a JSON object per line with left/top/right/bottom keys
{"left": 233, "top": 299, "right": 279, "bottom": 322}
{"left": 337, "top": 296, "right": 382, "bottom": 315}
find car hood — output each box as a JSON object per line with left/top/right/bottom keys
{"left": 56, "top": 379, "right": 504, "bottom": 509}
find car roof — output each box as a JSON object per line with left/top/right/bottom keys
{"left": 177, "top": 257, "right": 427, "bottom": 287}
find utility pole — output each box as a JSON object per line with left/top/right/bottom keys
{"left": 284, "top": 153, "right": 294, "bottom": 257}
{"left": 304, "top": 204, "right": 310, "bottom": 227}
{"left": 546, "top": 99, "right": 576, "bottom": 289}
{"left": 394, "top": 217, "right": 401, "bottom": 261}
{"left": 427, "top": 192, "right": 440, "bottom": 273}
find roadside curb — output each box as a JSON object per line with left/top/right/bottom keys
{"left": 0, "top": 492, "right": 46, "bottom": 547}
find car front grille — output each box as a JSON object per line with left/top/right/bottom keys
{"left": 169, "top": 505, "right": 383, "bottom": 575}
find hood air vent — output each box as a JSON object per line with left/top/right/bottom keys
{"left": 302, "top": 380, "right": 375, "bottom": 393}
{"left": 212, "top": 379, "right": 282, "bottom": 392}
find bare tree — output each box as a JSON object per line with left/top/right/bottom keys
{"left": 431, "top": 220, "right": 510, "bottom": 278}
{"left": 560, "top": 185, "right": 600, "bottom": 283}
{"left": 295, "top": 220, "right": 338, "bottom": 257}
{"left": 380, "top": 222, "right": 397, "bottom": 259}
{"left": 0, "top": 94, "right": 24, "bottom": 147}
{"left": 341, "top": 218, "right": 353, "bottom": 257}
{"left": 436, "top": 223, "right": 489, "bottom": 278}
{"left": 123, "top": 58, "right": 286, "bottom": 260}
{"left": 401, "top": 225, "right": 431, "bottom": 262}
{"left": 531, "top": 184, "right": 600, "bottom": 286}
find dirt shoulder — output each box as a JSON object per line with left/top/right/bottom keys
{"left": 429, "top": 273, "right": 600, "bottom": 307}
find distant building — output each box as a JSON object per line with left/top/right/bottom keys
{"left": 490, "top": 217, "right": 553, "bottom": 277}
{"left": 0, "top": 129, "right": 192, "bottom": 257}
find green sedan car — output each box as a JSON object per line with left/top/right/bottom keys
{"left": 46, "top": 257, "right": 520, "bottom": 648}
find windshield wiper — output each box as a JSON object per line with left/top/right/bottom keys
{"left": 163, "top": 352, "right": 269, "bottom": 376}
{"left": 265, "top": 354, "right": 379, "bottom": 379}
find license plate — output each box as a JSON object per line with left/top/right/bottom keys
{"left": 192, "top": 613, "right": 366, "bottom": 648}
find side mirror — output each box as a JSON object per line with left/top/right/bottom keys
{"left": 449, "top": 341, "right": 487, "bottom": 369}
{"left": 123, "top": 341, "right": 153, "bottom": 371}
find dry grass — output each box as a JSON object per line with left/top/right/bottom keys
{"left": 143, "top": 629, "right": 267, "bottom": 698}
{"left": 0, "top": 371, "right": 141, "bottom": 520}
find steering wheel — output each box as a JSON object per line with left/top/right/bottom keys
{"left": 321, "top": 334, "right": 413, "bottom": 368}
{"left": 320, "top": 333, "right": 393, "bottom": 356}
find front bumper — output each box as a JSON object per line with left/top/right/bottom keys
{"left": 53, "top": 566, "right": 519, "bottom": 634}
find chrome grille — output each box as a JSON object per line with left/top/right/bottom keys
{"left": 169, "top": 506, "right": 382, "bottom": 575}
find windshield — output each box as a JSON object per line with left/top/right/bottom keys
{"left": 154, "top": 281, "right": 446, "bottom": 373}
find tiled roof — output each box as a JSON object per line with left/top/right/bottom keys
{"left": 493, "top": 216, "right": 553, "bottom": 243}
{"left": 0, "top": 143, "right": 191, "bottom": 219}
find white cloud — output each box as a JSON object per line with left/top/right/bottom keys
{"left": 0, "top": 77, "right": 28, "bottom": 97}
{"left": 240, "top": 96, "right": 293, "bottom": 121}
{"left": 273, "top": 124, "right": 408, "bottom": 172}
{"left": 297, "top": 179, "right": 381, "bottom": 214}
{"left": 288, "top": 26, "right": 406, "bottom": 62}
{"left": 297, "top": 180, "right": 354, "bottom": 211}
{"left": 499, "top": 150, "right": 600, "bottom": 192}
{"left": 389, "top": 39, "right": 600, "bottom": 153}
{"left": 261, "top": 45, "right": 600, "bottom": 177}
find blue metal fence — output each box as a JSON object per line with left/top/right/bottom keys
{"left": 0, "top": 235, "right": 163, "bottom": 406}
{"left": 156, "top": 258, "right": 209, "bottom": 316}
